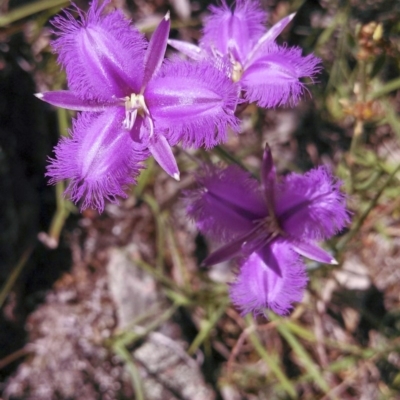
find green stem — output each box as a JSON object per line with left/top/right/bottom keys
{"left": 214, "top": 145, "right": 252, "bottom": 174}
{"left": 0, "top": 246, "right": 34, "bottom": 308}
{"left": 188, "top": 300, "right": 228, "bottom": 355}
{"left": 0, "top": 0, "right": 68, "bottom": 27}
{"left": 142, "top": 194, "right": 165, "bottom": 272}
{"left": 248, "top": 328, "right": 297, "bottom": 398}
{"left": 112, "top": 303, "right": 180, "bottom": 348}
{"left": 270, "top": 315, "right": 330, "bottom": 394}
{"left": 113, "top": 343, "right": 145, "bottom": 400}
{"left": 336, "top": 163, "right": 400, "bottom": 251}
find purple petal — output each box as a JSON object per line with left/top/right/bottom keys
{"left": 291, "top": 241, "right": 338, "bottom": 265}
{"left": 46, "top": 109, "right": 147, "bottom": 212}
{"left": 129, "top": 114, "right": 151, "bottom": 150}
{"left": 245, "top": 13, "right": 295, "bottom": 67}
{"left": 202, "top": 231, "right": 253, "bottom": 267}
{"left": 202, "top": 224, "right": 269, "bottom": 267}
{"left": 146, "top": 59, "right": 240, "bottom": 148}
{"left": 148, "top": 134, "right": 180, "bottom": 180}
{"left": 230, "top": 240, "right": 308, "bottom": 316}
{"left": 241, "top": 44, "right": 321, "bottom": 108}
{"left": 36, "top": 90, "right": 113, "bottom": 111}
{"left": 167, "top": 39, "right": 204, "bottom": 60}
{"left": 51, "top": 0, "right": 146, "bottom": 100}
{"left": 261, "top": 144, "right": 276, "bottom": 207}
{"left": 275, "top": 166, "right": 350, "bottom": 241}
{"left": 200, "top": 0, "right": 267, "bottom": 64}
{"left": 185, "top": 164, "right": 266, "bottom": 242}
{"left": 141, "top": 12, "right": 170, "bottom": 91}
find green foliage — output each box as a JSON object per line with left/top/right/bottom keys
{"left": 2, "top": 0, "right": 400, "bottom": 398}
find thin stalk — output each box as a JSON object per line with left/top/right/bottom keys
{"left": 247, "top": 327, "right": 297, "bottom": 398}
{"left": 370, "top": 77, "right": 400, "bottom": 100}
{"left": 359, "top": 60, "right": 367, "bottom": 103}
{"left": 44, "top": 180, "right": 70, "bottom": 248}
{"left": 0, "top": 246, "right": 34, "bottom": 308}
{"left": 336, "top": 163, "right": 400, "bottom": 251}
{"left": 112, "top": 302, "right": 166, "bottom": 337}
{"left": 40, "top": 107, "right": 73, "bottom": 248}
{"left": 0, "top": 0, "right": 68, "bottom": 27}
{"left": 188, "top": 300, "right": 229, "bottom": 355}
{"left": 165, "top": 223, "right": 191, "bottom": 289}
{"left": 349, "top": 119, "right": 364, "bottom": 157}
{"left": 270, "top": 315, "right": 330, "bottom": 394}
{"left": 134, "top": 157, "right": 155, "bottom": 198}
{"left": 214, "top": 145, "right": 253, "bottom": 174}
{"left": 135, "top": 258, "right": 178, "bottom": 290}
{"left": 0, "top": 346, "right": 32, "bottom": 369}
{"left": 112, "top": 303, "right": 180, "bottom": 348}
{"left": 142, "top": 194, "right": 165, "bottom": 272}
{"left": 113, "top": 343, "right": 145, "bottom": 400}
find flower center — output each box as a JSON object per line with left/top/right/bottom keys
{"left": 254, "top": 214, "right": 286, "bottom": 242}
{"left": 123, "top": 93, "right": 150, "bottom": 130}
{"left": 231, "top": 60, "right": 243, "bottom": 82}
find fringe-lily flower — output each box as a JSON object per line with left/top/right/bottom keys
{"left": 36, "top": 1, "right": 239, "bottom": 211}
{"left": 169, "top": 0, "right": 321, "bottom": 108}
{"left": 186, "top": 146, "right": 349, "bottom": 315}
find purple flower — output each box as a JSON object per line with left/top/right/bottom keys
{"left": 36, "top": 1, "right": 239, "bottom": 211}
{"left": 186, "top": 146, "right": 349, "bottom": 315}
{"left": 169, "top": 0, "right": 321, "bottom": 108}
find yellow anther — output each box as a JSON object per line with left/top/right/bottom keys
{"left": 232, "top": 60, "right": 243, "bottom": 83}
{"left": 125, "top": 93, "right": 146, "bottom": 114}
{"left": 123, "top": 93, "right": 150, "bottom": 130}
{"left": 373, "top": 23, "right": 383, "bottom": 42}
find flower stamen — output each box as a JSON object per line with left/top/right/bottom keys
{"left": 123, "top": 93, "right": 150, "bottom": 130}
{"left": 254, "top": 214, "right": 286, "bottom": 239}
{"left": 231, "top": 60, "right": 243, "bottom": 82}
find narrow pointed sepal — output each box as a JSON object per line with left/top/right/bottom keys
{"left": 202, "top": 235, "right": 248, "bottom": 267}
{"left": 129, "top": 114, "right": 151, "bottom": 150}
{"left": 245, "top": 13, "right": 296, "bottom": 67}
{"left": 291, "top": 241, "right": 337, "bottom": 265}
{"left": 148, "top": 134, "right": 180, "bottom": 180}
{"left": 202, "top": 225, "right": 267, "bottom": 267}
{"left": 141, "top": 12, "right": 171, "bottom": 91}
{"left": 167, "top": 39, "right": 204, "bottom": 60}
{"left": 36, "top": 90, "right": 111, "bottom": 111}
{"left": 261, "top": 144, "right": 277, "bottom": 205}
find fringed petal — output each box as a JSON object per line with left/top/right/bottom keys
{"left": 241, "top": 44, "right": 321, "bottom": 108}
{"left": 275, "top": 166, "right": 350, "bottom": 241}
{"left": 46, "top": 109, "right": 147, "bottom": 212}
{"left": 146, "top": 59, "right": 240, "bottom": 149}
{"left": 185, "top": 164, "right": 266, "bottom": 242}
{"left": 51, "top": 0, "right": 146, "bottom": 100}
{"left": 230, "top": 240, "right": 308, "bottom": 316}
{"left": 201, "top": 0, "right": 267, "bottom": 64}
